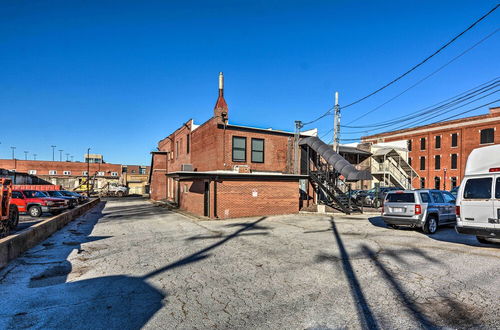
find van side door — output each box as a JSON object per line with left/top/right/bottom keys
{"left": 461, "top": 176, "right": 494, "bottom": 230}
{"left": 494, "top": 176, "right": 500, "bottom": 229}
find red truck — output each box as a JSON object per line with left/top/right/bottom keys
{"left": 10, "top": 190, "right": 68, "bottom": 217}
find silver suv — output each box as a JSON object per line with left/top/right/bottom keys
{"left": 382, "top": 189, "right": 457, "bottom": 234}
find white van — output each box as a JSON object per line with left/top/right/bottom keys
{"left": 456, "top": 144, "right": 500, "bottom": 243}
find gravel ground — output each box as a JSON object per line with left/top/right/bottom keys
{"left": 0, "top": 197, "right": 499, "bottom": 329}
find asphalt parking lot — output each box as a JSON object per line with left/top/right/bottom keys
{"left": 0, "top": 197, "right": 499, "bottom": 329}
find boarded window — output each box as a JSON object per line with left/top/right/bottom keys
{"left": 232, "top": 136, "right": 247, "bottom": 162}
{"left": 420, "top": 138, "right": 426, "bottom": 150}
{"left": 435, "top": 136, "right": 441, "bottom": 149}
{"left": 451, "top": 133, "right": 458, "bottom": 147}
{"left": 435, "top": 155, "right": 441, "bottom": 170}
{"left": 251, "top": 138, "right": 264, "bottom": 163}
{"left": 451, "top": 154, "right": 457, "bottom": 169}
{"left": 420, "top": 157, "right": 425, "bottom": 170}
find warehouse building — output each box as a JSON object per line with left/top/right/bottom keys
{"left": 362, "top": 106, "right": 500, "bottom": 190}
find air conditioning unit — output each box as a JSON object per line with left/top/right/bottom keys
{"left": 181, "top": 164, "right": 193, "bottom": 171}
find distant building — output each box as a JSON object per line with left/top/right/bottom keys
{"left": 84, "top": 153, "right": 104, "bottom": 164}
{"left": 362, "top": 107, "right": 500, "bottom": 190}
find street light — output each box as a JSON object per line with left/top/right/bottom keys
{"left": 10, "top": 146, "right": 16, "bottom": 160}
{"left": 51, "top": 145, "right": 56, "bottom": 161}
{"left": 58, "top": 149, "right": 63, "bottom": 161}
{"left": 24, "top": 151, "right": 28, "bottom": 160}
{"left": 65, "top": 153, "right": 69, "bottom": 161}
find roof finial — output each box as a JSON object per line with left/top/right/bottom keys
{"left": 219, "top": 72, "right": 224, "bottom": 92}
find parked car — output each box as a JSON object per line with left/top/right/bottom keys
{"left": 59, "top": 190, "right": 89, "bottom": 204}
{"left": 382, "top": 189, "right": 457, "bottom": 234}
{"left": 358, "top": 187, "right": 399, "bottom": 208}
{"left": 456, "top": 144, "right": 500, "bottom": 244}
{"left": 43, "top": 190, "right": 78, "bottom": 209}
{"left": 10, "top": 190, "right": 68, "bottom": 217}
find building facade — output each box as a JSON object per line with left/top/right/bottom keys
{"left": 362, "top": 107, "right": 500, "bottom": 190}
{"left": 150, "top": 73, "right": 316, "bottom": 219}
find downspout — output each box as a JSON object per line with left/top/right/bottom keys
{"left": 213, "top": 178, "right": 218, "bottom": 218}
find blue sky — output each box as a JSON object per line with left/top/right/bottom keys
{"left": 0, "top": 0, "right": 498, "bottom": 165}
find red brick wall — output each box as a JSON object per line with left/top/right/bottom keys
{"left": 179, "top": 180, "right": 206, "bottom": 216}
{"left": 364, "top": 111, "right": 500, "bottom": 189}
{"left": 150, "top": 153, "right": 168, "bottom": 200}
{"left": 190, "top": 119, "right": 221, "bottom": 171}
{"left": 0, "top": 159, "right": 121, "bottom": 176}
{"left": 215, "top": 180, "right": 299, "bottom": 219}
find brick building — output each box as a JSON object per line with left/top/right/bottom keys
{"left": 362, "top": 107, "right": 500, "bottom": 190}
{"left": 150, "top": 73, "right": 319, "bottom": 219}
{"left": 0, "top": 159, "right": 150, "bottom": 193}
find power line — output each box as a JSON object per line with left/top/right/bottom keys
{"left": 341, "top": 4, "right": 499, "bottom": 110}
{"left": 344, "top": 29, "right": 499, "bottom": 125}
{"left": 342, "top": 77, "right": 499, "bottom": 129}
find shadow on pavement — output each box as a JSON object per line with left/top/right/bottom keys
{"left": 5, "top": 205, "right": 268, "bottom": 329}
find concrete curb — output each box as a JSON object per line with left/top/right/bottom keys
{"left": 0, "top": 198, "right": 100, "bottom": 269}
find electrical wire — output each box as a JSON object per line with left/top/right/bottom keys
{"left": 344, "top": 29, "right": 499, "bottom": 125}
{"left": 340, "top": 4, "right": 499, "bottom": 110}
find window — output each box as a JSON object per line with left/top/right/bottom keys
{"left": 12, "top": 191, "right": 23, "bottom": 199}
{"left": 451, "top": 177, "right": 457, "bottom": 188}
{"left": 187, "top": 134, "right": 190, "bottom": 154}
{"left": 480, "top": 128, "right": 494, "bottom": 144}
{"left": 232, "top": 136, "right": 246, "bottom": 162}
{"left": 435, "top": 155, "right": 441, "bottom": 170}
{"left": 420, "top": 192, "right": 430, "bottom": 203}
{"left": 183, "top": 184, "right": 188, "bottom": 193}
{"left": 49, "top": 170, "right": 57, "bottom": 175}
{"left": 434, "top": 177, "right": 441, "bottom": 190}
{"left": 496, "top": 178, "right": 500, "bottom": 199}
{"left": 431, "top": 190, "right": 443, "bottom": 202}
{"left": 408, "top": 157, "right": 412, "bottom": 167}
{"left": 386, "top": 193, "right": 415, "bottom": 203}
{"left": 122, "top": 166, "right": 128, "bottom": 173}
{"left": 28, "top": 170, "right": 37, "bottom": 175}
{"left": 97, "top": 171, "right": 105, "bottom": 176}
{"left": 451, "top": 154, "right": 457, "bottom": 169}
{"left": 463, "top": 178, "right": 492, "bottom": 199}
{"left": 139, "top": 167, "right": 146, "bottom": 175}
{"left": 63, "top": 171, "right": 71, "bottom": 175}
{"left": 420, "top": 137, "right": 426, "bottom": 150}
{"left": 451, "top": 133, "right": 458, "bottom": 147}
{"left": 251, "top": 138, "right": 264, "bottom": 163}
{"left": 420, "top": 156, "right": 426, "bottom": 170}
{"left": 420, "top": 177, "right": 425, "bottom": 189}
{"left": 82, "top": 171, "right": 88, "bottom": 176}
{"left": 111, "top": 172, "right": 118, "bottom": 176}
{"left": 435, "top": 136, "right": 441, "bottom": 149}
{"left": 176, "top": 141, "right": 179, "bottom": 159}
{"left": 443, "top": 192, "right": 455, "bottom": 203}
{"left": 407, "top": 140, "right": 412, "bottom": 151}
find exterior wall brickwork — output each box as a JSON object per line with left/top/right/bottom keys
{"left": 363, "top": 109, "right": 500, "bottom": 189}
{"left": 0, "top": 159, "right": 122, "bottom": 177}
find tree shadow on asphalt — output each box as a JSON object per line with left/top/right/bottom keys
{"left": 368, "top": 216, "right": 500, "bottom": 249}
{"left": 4, "top": 206, "right": 268, "bottom": 329}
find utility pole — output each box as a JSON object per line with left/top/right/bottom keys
{"left": 51, "top": 145, "right": 56, "bottom": 161}
{"left": 294, "top": 120, "right": 303, "bottom": 174}
{"left": 87, "top": 148, "right": 91, "bottom": 197}
{"left": 333, "top": 91, "right": 340, "bottom": 153}
{"left": 10, "top": 146, "right": 16, "bottom": 160}
{"left": 24, "top": 151, "right": 28, "bottom": 160}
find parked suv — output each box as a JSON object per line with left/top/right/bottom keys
{"left": 382, "top": 189, "right": 457, "bottom": 234}
{"left": 10, "top": 190, "right": 68, "bottom": 217}
{"left": 359, "top": 187, "right": 399, "bottom": 208}
{"left": 43, "top": 190, "right": 78, "bottom": 209}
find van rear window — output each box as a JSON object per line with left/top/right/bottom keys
{"left": 463, "top": 178, "right": 492, "bottom": 199}
{"left": 386, "top": 193, "right": 415, "bottom": 203}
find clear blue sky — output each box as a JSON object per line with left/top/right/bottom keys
{"left": 1, "top": 1, "right": 498, "bottom": 165}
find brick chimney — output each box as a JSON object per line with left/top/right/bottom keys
{"left": 490, "top": 106, "right": 500, "bottom": 115}
{"left": 214, "top": 72, "right": 228, "bottom": 123}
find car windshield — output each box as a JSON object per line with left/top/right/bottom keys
{"left": 23, "top": 190, "right": 48, "bottom": 198}
{"left": 47, "top": 191, "right": 63, "bottom": 197}
{"left": 386, "top": 193, "right": 415, "bottom": 203}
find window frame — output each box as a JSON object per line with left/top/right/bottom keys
{"left": 420, "top": 177, "right": 425, "bottom": 189}
{"left": 463, "top": 177, "right": 492, "bottom": 199}
{"left": 407, "top": 139, "right": 412, "bottom": 151}
{"left": 435, "top": 155, "right": 441, "bottom": 170}
{"left": 435, "top": 135, "right": 441, "bottom": 149}
{"left": 232, "top": 136, "right": 247, "bottom": 162}
{"left": 451, "top": 154, "right": 458, "bottom": 169}
{"left": 49, "top": 170, "right": 57, "bottom": 175}
{"left": 480, "top": 128, "right": 494, "bottom": 145}
{"left": 251, "top": 138, "right": 265, "bottom": 163}
{"left": 420, "top": 156, "right": 426, "bottom": 170}
{"left": 451, "top": 133, "right": 458, "bottom": 147}
{"left": 420, "top": 137, "right": 426, "bottom": 151}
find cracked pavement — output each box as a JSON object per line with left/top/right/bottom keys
{"left": 0, "top": 197, "right": 499, "bottom": 329}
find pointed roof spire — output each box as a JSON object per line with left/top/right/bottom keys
{"left": 214, "top": 72, "right": 228, "bottom": 115}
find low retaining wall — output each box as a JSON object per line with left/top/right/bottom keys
{"left": 0, "top": 198, "right": 100, "bottom": 269}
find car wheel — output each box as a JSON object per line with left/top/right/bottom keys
{"left": 373, "top": 199, "right": 381, "bottom": 209}
{"left": 116, "top": 191, "right": 124, "bottom": 197}
{"left": 28, "top": 205, "right": 42, "bottom": 218}
{"left": 8, "top": 205, "right": 19, "bottom": 230}
{"left": 423, "top": 216, "right": 438, "bottom": 234}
